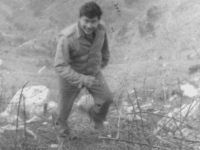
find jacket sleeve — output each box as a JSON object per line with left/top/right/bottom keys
{"left": 54, "top": 35, "right": 85, "bottom": 87}
{"left": 101, "top": 31, "right": 110, "bottom": 69}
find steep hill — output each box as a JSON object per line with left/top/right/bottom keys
{"left": 0, "top": 0, "right": 140, "bottom": 104}
{"left": 1, "top": 1, "right": 200, "bottom": 149}
{"left": 0, "top": 0, "right": 200, "bottom": 105}
{"left": 111, "top": 0, "right": 200, "bottom": 62}
{"left": 0, "top": 0, "right": 136, "bottom": 70}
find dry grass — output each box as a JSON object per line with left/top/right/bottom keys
{"left": 1, "top": 68, "right": 200, "bottom": 150}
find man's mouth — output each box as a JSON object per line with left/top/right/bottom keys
{"left": 85, "top": 28, "right": 93, "bottom": 32}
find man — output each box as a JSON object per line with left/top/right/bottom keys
{"left": 54, "top": 1, "right": 113, "bottom": 137}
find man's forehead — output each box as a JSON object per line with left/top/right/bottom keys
{"left": 81, "top": 16, "right": 99, "bottom": 21}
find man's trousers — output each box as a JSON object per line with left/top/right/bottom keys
{"left": 56, "top": 71, "right": 113, "bottom": 131}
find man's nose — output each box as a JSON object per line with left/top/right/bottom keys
{"left": 86, "top": 22, "right": 92, "bottom": 28}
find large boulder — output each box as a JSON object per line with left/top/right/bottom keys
{"left": 76, "top": 94, "right": 94, "bottom": 115}
{"left": 0, "top": 85, "right": 57, "bottom": 123}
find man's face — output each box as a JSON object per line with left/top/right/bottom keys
{"left": 79, "top": 16, "right": 99, "bottom": 35}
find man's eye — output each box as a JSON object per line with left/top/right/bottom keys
{"left": 84, "top": 19, "right": 89, "bottom": 23}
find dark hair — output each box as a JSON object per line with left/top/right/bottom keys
{"left": 79, "top": 1, "right": 102, "bottom": 20}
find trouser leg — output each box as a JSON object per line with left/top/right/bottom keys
{"left": 56, "top": 77, "right": 80, "bottom": 131}
{"left": 87, "top": 71, "right": 113, "bottom": 124}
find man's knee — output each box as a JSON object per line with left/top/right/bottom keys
{"left": 105, "top": 91, "right": 113, "bottom": 104}
{"left": 99, "top": 92, "right": 113, "bottom": 113}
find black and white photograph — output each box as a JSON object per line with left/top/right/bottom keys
{"left": 0, "top": 0, "right": 200, "bottom": 149}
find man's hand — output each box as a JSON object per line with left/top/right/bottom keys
{"left": 83, "top": 76, "right": 101, "bottom": 88}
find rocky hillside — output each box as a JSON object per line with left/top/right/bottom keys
{"left": 0, "top": 0, "right": 200, "bottom": 104}
{"left": 0, "top": 0, "right": 140, "bottom": 105}
{"left": 111, "top": 0, "right": 200, "bottom": 63}
{"left": 0, "top": 0, "right": 138, "bottom": 71}
{"left": 2, "top": 0, "right": 199, "bottom": 66}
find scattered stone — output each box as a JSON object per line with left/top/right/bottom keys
{"left": 103, "top": 121, "right": 109, "bottom": 126}
{"left": 141, "top": 103, "right": 152, "bottom": 109}
{"left": 124, "top": 114, "right": 147, "bottom": 122}
{"left": 43, "top": 122, "right": 48, "bottom": 125}
{"left": 169, "top": 94, "right": 179, "bottom": 101}
{"left": 164, "top": 104, "right": 171, "bottom": 108}
{"left": 26, "top": 116, "right": 41, "bottom": 123}
{"left": 107, "top": 134, "right": 112, "bottom": 138}
{"left": 155, "top": 98, "right": 200, "bottom": 135}
{"left": 50, "top": 144, "right": 59, "bottom": 149}
{"left": 120, "top": 101, "right": 147, "bottom": 122}
{"left": 180, "top": 83, "right": 198, "bottom": 98}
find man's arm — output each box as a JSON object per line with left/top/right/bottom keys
{"left": 101, "top": 31, "right": 110, "bottom": 69}
{"left": 54, "top": 35, "right": 86, "bottom": 87}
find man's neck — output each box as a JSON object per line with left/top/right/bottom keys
{"left": 86, "top": 33, "right": 94, "bottom": 39}
{"left": 85, "top": 32, "right": 96, "bottom": 44}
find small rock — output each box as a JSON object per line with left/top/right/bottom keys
{"left": 107, "top": 134, "right": 112, "bottom": 138}
{"left": 164, "top": 104, "right": 171, "bottom": 108}
{"left": 42, "top": 122, "right": 48, "bottom": 125}
{"left": 103, "top": 121, "right": 109, "bottom": 126}
{"left": 181, "top": 83, "right": 198, "bottom": 98}
{"left": 50, "top": 144, "right": 59, "bottom": 149}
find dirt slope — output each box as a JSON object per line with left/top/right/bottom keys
{"left": 0, "top": 0, "right": 200, "bottom": 105}
{"left": 111, "top": 0, "right": 200, "bottom": 63}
